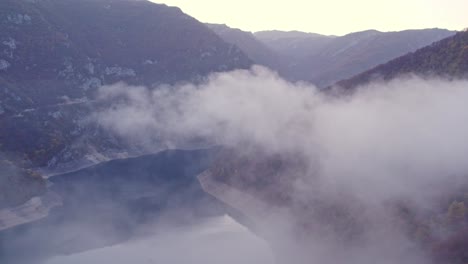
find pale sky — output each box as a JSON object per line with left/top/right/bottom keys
{"left": 152, "top": 0, "right": 467, "bottom": 35}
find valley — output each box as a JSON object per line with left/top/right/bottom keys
{"left": 0, "top": 0, "right": 467, "bottom": 263}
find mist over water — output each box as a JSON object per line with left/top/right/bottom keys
{"left": 93, "top": 66, "right": 468, "bottom": 263}
{"left": 96, "top": 66, "right": 468, "bottom": 201}
{"left": 45, "top": 215, "right": 274, "bottom": 264}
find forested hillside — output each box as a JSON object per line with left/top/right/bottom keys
{"left": 0, "top": 0, "right": 251, "bottom": 169}
{"left": 338, "top": 30, "right": 468, "bottom": 89}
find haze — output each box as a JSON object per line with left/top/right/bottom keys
{"left": 154, "top": 0, "right": 467, "bottom": 35}
{"left": 95, "top": 67, "right": 468, "bottom": 263}
{"left": 46, "top": 216, "right": 274, "bottom": 264}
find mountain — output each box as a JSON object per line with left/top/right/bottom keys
{"left": 255, "top": 28, "right": 455, "bottom": 87}
{"left": 299, "top": 28, "right": 456, "bottom": 87}
{"left": 254, "top": 30, "right": 336, "bottom": 60}
{"left": 0, "top": 0, "right": 252, "bottom": 169}
{"left": 206, "top": 24, "right": 284, "bottom": 73}
{"left": 337, "top": 30, "right": 468, "bottom": 89}
{"left": 209, "top": 26, "right": 334, "bottom": 77}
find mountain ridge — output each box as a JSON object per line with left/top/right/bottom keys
{"left": 336, "top": 30, "right": 468, "bottom": 89}
{"left": 210, "top": 24, "right": 455, "bottom": 87}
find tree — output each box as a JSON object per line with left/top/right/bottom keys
{"left": 447, "top": 201, "right": 467, "bottom": 225}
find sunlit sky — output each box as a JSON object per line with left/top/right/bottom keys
{"left": 152, "top": 0, "right": 467, "bottom": 36}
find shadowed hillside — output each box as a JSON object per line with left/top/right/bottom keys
{"left": 0, "top": 0, "right": 251, "bottom": 169}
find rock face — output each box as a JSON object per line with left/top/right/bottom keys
{"left": 0, "top": 0, "right": 252, "bottom": 169}
{"left": 337, "top": 30, "right": 468, "bottom": 89}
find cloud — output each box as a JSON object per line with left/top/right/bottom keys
{"left": 94, "top": 66, "right": 468, "bottom": 263}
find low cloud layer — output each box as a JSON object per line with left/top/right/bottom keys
{"left": 94, "top": 66, "right": 468, "bottom": 263}
{"left": 96, "top": 66, "right": 468, "bottom": 200}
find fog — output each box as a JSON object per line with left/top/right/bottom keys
{"left": 93, "top": 66, "right": 468, "bottom": 263}
{"left": 96, "top": 66, "right": 468, "bottom": 202}
{"left": 46, "top": 215, "right": 274, "bottom": 264}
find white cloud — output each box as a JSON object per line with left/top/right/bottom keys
{"left": 94, "top": 66, "right": 468, "bottom": 263}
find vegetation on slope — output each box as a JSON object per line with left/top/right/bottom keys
{"left": 0, "top": 159, "right": 46, "bottom": 209}
{"left": 337, "top": 30, "right": 468, "bottom": 89}
{"left": 0, "top": 0, "right": 252, "bottom": 167}
{"left": 254, "top": 28, "right": 454, "bottom": 87}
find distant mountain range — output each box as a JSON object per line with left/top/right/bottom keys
{"left": 337, "top": 30, "right": 468, "bottom": 89}
{"left": 209, "top": 25, "right": 455, "bottom": 87}
{"left": 206, "top": 24, "right": 284, "bottom": 73}
{"left": 254, "top": 30, "right": 336, "bottom": 60}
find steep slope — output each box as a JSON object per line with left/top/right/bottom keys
{"left": 255, "top": 28, "right": 455, "bottom": 87}
{"left": 207, "top": 24, "right": 284, "bottom": 72}
{"left": 299, "top": 28, "right": 456, "bottom": 87}
{"left": 337, "top": 30, "right": 468, "bottom": 89}
{"left": 0, "top": 0, "right": 252, "bottom": 169}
